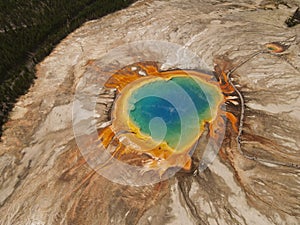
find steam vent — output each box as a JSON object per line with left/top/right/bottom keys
{"left": 0, "top": 0, "right": 299, "bottom": 225}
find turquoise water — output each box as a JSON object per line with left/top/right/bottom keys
{"left": 128, "top": 77, "right": 218, "bottom": 150}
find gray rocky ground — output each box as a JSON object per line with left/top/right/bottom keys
{"left": 0, "top": 0, "right": 299, "bottom": 224}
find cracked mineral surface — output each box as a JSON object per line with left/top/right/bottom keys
{"left": 0, "top": 0, "right": 299, "bottom": 224}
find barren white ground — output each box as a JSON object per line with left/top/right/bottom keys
{"left": 0, "top": 0, "right": 299, "bottom": 224}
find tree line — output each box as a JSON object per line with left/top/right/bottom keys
{"left": 0, "top": 0, "right": 135, "bottom": 137}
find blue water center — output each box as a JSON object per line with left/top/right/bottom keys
{"left": 128, "top": 76, "right": 218, "bottom": 150}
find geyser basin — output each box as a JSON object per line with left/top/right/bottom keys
{"left": 118, "top": 76, "right": 223, "bottom": 153}
{"left": 99, "top": 62, "right": 227, "bottom": 174}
